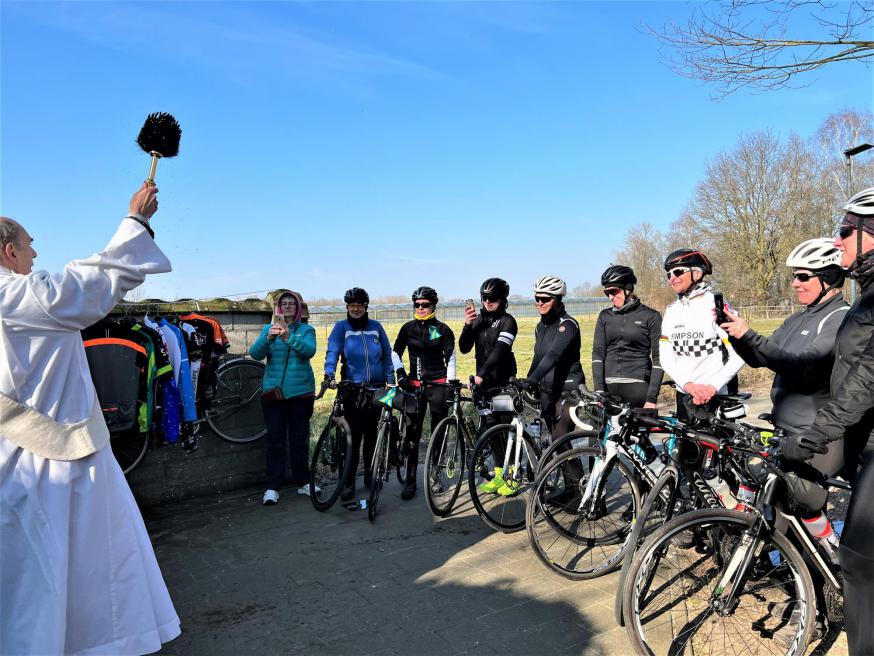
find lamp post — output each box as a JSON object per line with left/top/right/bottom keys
{"left": 843, "top": 143, "right": 873, "bottom": 302}
{"left": 845, "top": 143, "right": 873, "bottom": 197}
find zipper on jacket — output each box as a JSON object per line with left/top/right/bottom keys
{"left": 360, "top": 324, "right": 371, "bottom": 384}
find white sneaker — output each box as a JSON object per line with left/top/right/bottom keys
{"left": 262, "top": 489, "right": 279, "bottom": 505}
{"left": 298, "top": 484, "right": 320, "bottom": 496}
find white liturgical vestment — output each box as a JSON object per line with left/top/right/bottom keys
{"left": 0, "top": 218, "right": 181, "bottom": 655}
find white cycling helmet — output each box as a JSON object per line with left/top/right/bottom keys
{"left": 844, "top": 187, "right": 874, "bottom": 217}
{"left": 533, "top": 274, "right": 567, "bottom": 297}
{"left": 785, "top": 238, "right": 841, "bottom": 270}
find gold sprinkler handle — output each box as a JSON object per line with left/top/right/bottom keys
{"left": 145, "top": 151, "right": 162, "bottom": 187}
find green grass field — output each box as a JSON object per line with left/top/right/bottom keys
{"left": 306, "top": 315, "right": 783, "bottom": 424}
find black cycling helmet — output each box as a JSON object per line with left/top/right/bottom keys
{"left": 600, "top": 265, "right": 636, "bottom": 289}
{"left": 664, "top": 249, "right": 713, "bottom": 275}
{"left": 411, "top": 286, "right": 439, "bottom": 304}
{"left": 344, "top": 287, "right": 369, "bottom": 305}
{"left": 480, "top": 277, "right": 510, "bottom": 300}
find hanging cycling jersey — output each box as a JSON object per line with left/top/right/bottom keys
{"left": 83, "top": 337, "right": 146, "bottom": 433}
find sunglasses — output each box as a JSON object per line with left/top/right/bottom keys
{"left": 603, "top": 287, "right": 622, "bottom": 297}
{"left": 481, "top": 295, "right": 499, "bottom": 302}
{"left": 793, "top": 272, "right": 819, "bottom": 283}
{"left": 414, "top": 301, "right": 433, "bottom": 309}
{"left": 534, "top": 295, "right": 555, "bottom": 304}
{"left": 838, "top": 224, "right": 855, "bottom": 240}
{"left": 666, "top": 267, "right": 690, "bottom": 280}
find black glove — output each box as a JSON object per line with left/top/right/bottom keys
{"left": 395, "top": 370, "right": 410, "bottom": 391}
{"left": 516, "top": 378, "right": 533, "bottom": 391}
{"left": 781, "top": 433, "right": 828, "bottom": 462}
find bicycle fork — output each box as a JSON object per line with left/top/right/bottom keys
{"left": 577, "top": 439, "right": 619, "bottom": 513}
{"left": 500, "top": 418, "right": 525, "bottom": 482}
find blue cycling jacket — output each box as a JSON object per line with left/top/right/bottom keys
{"left": 324, "top": 318, "right": 395, "bottom": 385}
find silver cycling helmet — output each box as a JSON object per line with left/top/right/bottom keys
{"left": 785, "top": 238, "right": 841, "bottom": 270}
{"left": 533, "top": 275, "right": 567, "bottom": 297}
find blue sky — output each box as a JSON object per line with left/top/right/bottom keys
{"left": 1, "top": 1, "right": 870, "bottom": 302}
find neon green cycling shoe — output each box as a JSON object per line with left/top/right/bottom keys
{"left": 496, "top": 478, "right": 519, "bottom": 497}
{"left": 478, "top": 467, "right": 505, "bottom": 494}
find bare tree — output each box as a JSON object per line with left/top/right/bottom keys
{"left": 614, "top": 222, "right": 675, "bottom": 309}
{"left": 814, "top": 109, "right": 874, "bottom": 207}
{"left": 572, "top": 282, "right": 599, "bottom": 298}
{"left": 690, "top": 130, "right": 828, "bottom": 303}
{"left": 651, "top": 0, "right": 874, "bottom": 96}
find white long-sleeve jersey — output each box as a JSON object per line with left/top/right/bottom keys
{"left": 658, "top": 282, "right": 744, "bottom": 393}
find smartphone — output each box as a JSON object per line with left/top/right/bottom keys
{"left": 272, "top": 305, "right": 287, "bottom": 327}
{"left": 714, "top": 293, "right": 728, "bottom": 325}
{"left": 465, "top": 298, "right": 476, "bottom": 311}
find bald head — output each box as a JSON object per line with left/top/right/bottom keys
{"left": 0, "top": 217, "right": 36, "bottom": 274}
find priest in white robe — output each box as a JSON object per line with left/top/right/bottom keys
{"left": 0, "top": 184, "right": 181, "bottom": 655}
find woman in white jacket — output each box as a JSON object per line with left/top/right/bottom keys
{"left": 659, "top": 248, "right": 744, "bottom": 421}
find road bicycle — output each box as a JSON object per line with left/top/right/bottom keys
{"left": 111, "top": 354, "right": 266, "bottom": 474}
{"left": 367, "top": 385, "right": 420, "bottom": 522}
{"left": 467, "top": 379, "right": 551, "bottom": 533}
{"left": 620, "top": 440, "right": 849, "bottom": 655}
{"left": 612, "top": 397, "right": 773, "bottom": 625}
{"left": 424, "top": 378, "right": 502, "bottom": 517}
{"left": 526, "top": 386, "right": 763, "bottom": 582}
{"left": 308, "top": 379, "right": 360, "bottom": 511}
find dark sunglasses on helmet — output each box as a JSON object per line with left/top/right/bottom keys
{"left": 603, "top": 287, "right": 622, "bottom": 297}
{"left": 666, "top": 267, "right": 691, "bottom": 280}
{"left": 413, "top": 301, "right": 433, "bottom": 309}
{"left": 534, "top": 295, "right": 555, "bottom": 304}
{"left": 838, "top": 224, "right": 856, "bottom": 240}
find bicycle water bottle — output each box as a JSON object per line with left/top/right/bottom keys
{"left": 735, "top": 483, "right": 758, "bottom": 512}
{"left": 643, "top": 443, "right": 665, "bottom": 476}
{"left": 528, "top": 421, "right": 541, "bottom": 440}
{"left": 801, "top": 511, "right": 840, "bottom": 563}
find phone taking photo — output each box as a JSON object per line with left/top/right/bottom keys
{"left": 273, "top": 305, "right": 287, "bottom": 327}
{"left": 714, "top": 293, "right": 728, "bottom": 325}
{"left": 465, "top": 298, "right": 476, "bottom": 311}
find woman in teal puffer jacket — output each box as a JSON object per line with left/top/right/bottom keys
{"left": 248, "top": 290, "right": 317, "bottom": 505}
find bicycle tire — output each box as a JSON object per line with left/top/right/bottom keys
{"left": 526, "top": 446, "right": 641, "bottom": 580}
{"left": 424, "top": 415, "right": 466, "bottom": 517}
{"left": 395, "top": 415, "right": 410, "bottom": 486}
{"left": 538, "top": 429, "right": 599, "bottom": 466}
{"left": 614, "top": 468, "right": 679, "bottom": 626}
{"left": 622, "top": 508, "right": 816, "bottom": 656}
{"left": 468, "top": 423, "right": 541, "bottom": 533}
{"left": 309, "top": 417, "right": 353, "bottom": 512}
{"left": 207, "top": 358, "right": 267, "bottom": 443}
{"left": 368, "top": 420, "right": 390, "bottom": 522}
{"left": 110, "top": 428, "right": 150, "bottom": 475}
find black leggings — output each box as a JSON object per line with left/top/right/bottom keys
{"left": 606, "top": 381, "right": 648, "bottom": 408}
{"left": 341, "top": 389, "right": 382, "bottom": 487}
{"left": 403, "top": 384, "right": 448, "bottom": 483}
{"left": 840, "top": 444, "right": 874, "bottom": 655}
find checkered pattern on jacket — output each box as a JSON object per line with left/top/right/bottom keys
{"left": 671, "top": 337, "right": 721, "bottom": 358}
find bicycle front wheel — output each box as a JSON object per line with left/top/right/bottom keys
{"left": 526, "top": 446, "right": 641, "bottom": 580}
{"left": 368, "top": 420, "right": 391, "bottom": 522}
{"left": 614, "top": 469, "right": 679, "bottom": 626}
{"left": 622, "top": 509, "right": 816, "bottom": 656}
{"left": 538, "top": 429, "right": 599, "bottom": 467}
{"left": 424, "top": 415, "right": 466, "bottom": 517}
{"left": 110, "top": 428, "right": 150, "bottom": 475}
{"left": 468, "top": 423, "right": 540, "bottom": 533}
{"left": 310, "top": 417, "right": 353, "bottom": 512}
{"left": 207, "top": 358, "right": 267, "bottom": 443}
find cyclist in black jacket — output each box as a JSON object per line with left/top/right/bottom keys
{"left": 459, "top": 278, "right": 517, "bottom": 427}
{"left": 781, "top": 188, "right": 874, "bottom": 655}
{"left": 392, "top": 286, "right": 456, "bottom": 500}
{"left": 519, "top": 275, "right": 584, "bottom": 438}
{"left": 592, "top": 265, "right": 663, "bottom": 408}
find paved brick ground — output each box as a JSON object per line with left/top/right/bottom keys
{"left": 147, "top": 461, "right": 849, "bottom": 655}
